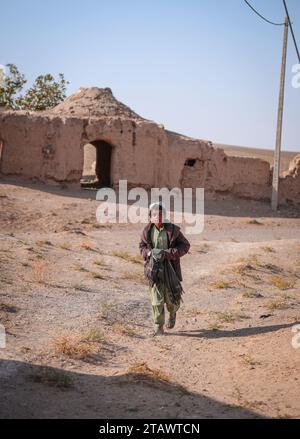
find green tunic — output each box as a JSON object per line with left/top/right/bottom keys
{"left": 151, "top": 223, "right": 169, "bottom": 251}
{"left": 149, "top": 224, "right": 179, "bottom": 326}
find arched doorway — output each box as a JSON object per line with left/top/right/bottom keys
{"left": 81, "top": 140, "right": 112, "bottom": 188}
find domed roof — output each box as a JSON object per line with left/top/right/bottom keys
{"left": 50, "top": 87, "right": 144, "bottom": 120}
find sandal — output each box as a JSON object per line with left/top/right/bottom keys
{"left": 166, "top": 313, "right": 176, "bottom": 329}
{"left": 152, "top": 324, "right": 164, "bottom": 336}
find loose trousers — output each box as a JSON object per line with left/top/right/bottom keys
{"left": 149, "top": 281, "right": 180, "bottom": 326}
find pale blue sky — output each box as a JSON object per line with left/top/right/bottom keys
{"left": 1, "top": 0, "right": 299, "bottom": 151}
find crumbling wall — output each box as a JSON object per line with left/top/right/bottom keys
{"left": 279, "top": 154, "right": 300, "bottom": 205}
{"left": 166, "top": 130, "right": 271, "bottom": 200}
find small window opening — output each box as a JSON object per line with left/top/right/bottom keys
{"left": 184, "top": 159, "right": 196, "bottom": 167}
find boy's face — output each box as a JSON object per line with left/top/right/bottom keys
{"left": 150, "top": 208, "right": 164, "bottom": 225}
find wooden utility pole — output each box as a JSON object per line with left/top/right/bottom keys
{"left": 271, "top": 16, "right": 289, "bottom": 211}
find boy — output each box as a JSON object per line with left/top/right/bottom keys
{"left": 139, "top": 202, "right": 190, "bottom": 336}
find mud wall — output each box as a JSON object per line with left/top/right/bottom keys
{"left": 279, "top": 154, "right": 300, "bottom": 205}
{"left": 82, "top": 117, "right": 169, "bottom": 189}
{"left": 166, "top": 130, "right": 272, "bottom": 200}
{"left": 0, "top": 112, "right": 169, "bottom": 187}
{"left": 0, "top": 111, "right": 299, "bottom": 205}
{"left": 0, "top": 112, "right": 84, "bottom": 182}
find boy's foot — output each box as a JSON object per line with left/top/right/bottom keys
{"left": 152, "top": 324, "right": 164, "bottom": 336}
{"left": 166, "top": 313, "right": 176, "bottom": 329}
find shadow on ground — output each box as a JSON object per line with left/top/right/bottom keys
{"left": 0, "top": 358, "right": 264, "bottom": 419}
{"left": 172, "top": 322, "right": 297, "bottom": 339}
{"left": 2, "top": 177, "right": 300, "bottom": 219}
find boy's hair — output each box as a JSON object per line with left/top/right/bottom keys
{"left": 148, "top": 202, "right": 167, "bottom": 219}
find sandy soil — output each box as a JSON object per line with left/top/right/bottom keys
{"left": 0, "top": 177, "right": 300, "bottom": 419}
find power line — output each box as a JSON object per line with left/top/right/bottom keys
{"left": 243, "top": 0, "right": 285, "bottom": 26}
{"left": 282, "top": 0, "right": 300, "bottom": 63}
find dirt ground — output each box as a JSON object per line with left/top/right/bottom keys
{"left": 0, "top": 177, "right": 300, "bottom": 419}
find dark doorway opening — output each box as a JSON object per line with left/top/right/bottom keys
{"left": 184, "top": 159, "right": 196, "bottom": 167}
{"left": 81, "top": 140, "right": 112, "bottom": 189}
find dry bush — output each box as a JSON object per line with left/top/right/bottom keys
{"left": 90, "top": 271, "right": 106, "bottom": 280}
{"left": 237, "top": 254, "right": 261, "bottom": 270}
{"left": 208, "top": 322, "right": 223, "bottom": 330}
{"left": 211, "top": 280, "right": 232, "bottom": 289}
{"left": 215, "top": 312, "right": 237, "bottom": 323}
{"left": 269, "top": 276, "right": 295, "bottom": 290}
{"left": 98, "top": 299, "right": 119, "bottom": 320}
{"left": 231, "top": 262, "right": 255, "bottom": 275}
{"left": 240, "top": 354, "right": 261, "bottom": 367}
{"left": 28, "top": 366, "right": 73, "bottom": 389}
{"left": 112, "top": 323, "right": 137, "bottom": 337}
{"left": 51, "top": 333, "right": 99, "bottom": 360}
{"left": 59, "top": 241, "right": 72, "bottom": 250}
{"left": 127, "top": 361, "right": 189, "bottom": 394}
{"left": 81, "top": 218, "right": 91, "bottom": 225}
{"left": 73, "top": 265, "right": 89, "bottom": 272}
{"left": 264, "top": 297, "right": 292, "bottom": 311}
{"left": 242, "top": 290, "right": 263, "bottom": 299}
{"left": 128, "top": 361, "right": 170, "bottom": 382}
{"left": 232, "top": 256, "right": 284, "bottom": 279}
{"left": 93, "top": 258, "right": 107, "bottom": 267}
{"left": 261, "top": 246, "right": 275, "bottom": 253}
{"left": 215, "top": 311, "right": 250, "bottom": 323}
{"left": 83, "top": 328, "right": 107, "bottom": 343}
{"left": 121, "top": 271, "right": 145, "bottom": 283}
{"left": 233, "top": 255, "right": 261, "bottom": 274}
{"left": 237, "top": 255, "right": 260, "bottom": 266}
{"left": 35, "top": 240, "right": 52, "bottom": 247}
{"left": 112, "top": 251, "right": 143, "bottom": 264}
{"left": 93, "top": 223, "right": 112, "bottom": 229}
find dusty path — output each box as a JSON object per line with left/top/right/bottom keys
{"left": 0, "top": 178, "right": 300, "bottom": 418}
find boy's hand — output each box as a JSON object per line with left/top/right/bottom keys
{"left": 163, "top": 248, "right": 178, "bottom": 260}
